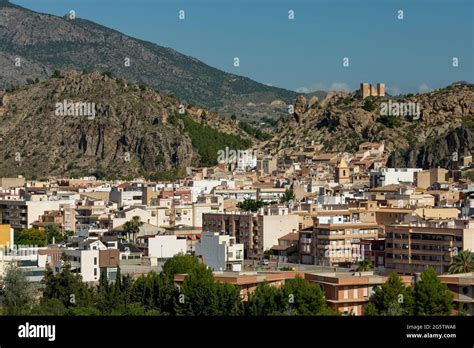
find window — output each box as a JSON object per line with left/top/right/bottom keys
{"left": 94, "top": 268, "right": 97, "bottom": 276}
{"left": 363, "top": 287, "right": 368, "bottom": 297}
{"left": 94, "top": 257, "right": 97, "bottom": 265}
{"left": 343, "top": 287, "right": 349, "bottom": 300}
{"left": 353, "top": 288, "right": 358, "bottom": 299}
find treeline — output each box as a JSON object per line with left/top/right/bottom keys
{"left": 0, "top": 254, "right": 460, "bottom": 316}
{"left": 0, "top": 254, "right": 335, "bottom": 316}
{"left": 365, "top": 269, "right": 456, "bottom": 316}
{"left": 238, "top": 121, "right": 272, "bottom": 141}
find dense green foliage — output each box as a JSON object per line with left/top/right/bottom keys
{"left": 362, "top": 96, "right": 377, "bottom": 112}
{"left": 14, "top": 228, "right": 47, "bottom": 247}
{"left": 238, "top": 121, "right": 272, "bottom": 141}
{"left": 414, "top": 268, "right": 453, "bottom": 315}
{"left": 0, "top": 263, "right": 35, "bottom": 315}
{"left": 366, "top": 269, "right": 453, "bottom": 316}
{"left": 246, "top": 278, "right": 334, "bottom": 315}
{"left": 0, "top": 253, "right": 337, "bottom": 316}
{"left": 236, "top": 199, "right": 268, "bottom": 212}
{"left": 379, "top": 115, "right": 402, "bottom": 128}
{"left": 169, "top": 113, "right": 252, "bottom": 167}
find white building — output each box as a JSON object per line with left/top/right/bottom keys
{"left": 188, "top": 179, "right": 235, "bottom": 202}
{"left": 370, "top": 168, "right": 422, "bottom": 188}
{"left": 110, "top": 187, "right": 143, "bottom": 207}
{"left": 147, "top": 235, "right": 187, "bottom": 259}
{"left": 195, "top": 231, "right": 244, "bottom": 271}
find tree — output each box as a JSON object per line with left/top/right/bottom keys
{"left": 356, "top": 259, "right": 373, "bottom": 272}
{"left": 175, "top": 264, "right": 220, "bottom": 316}
{"left": 280, "top": 189, "right": 295, "bottom": 204}
{"left": 280, "top": 277, "right": 329, "bottom": 315}
{"left": 246, "top": 282, "right": 284, "bottom": 315}
{"left": 45, "top": 224, "right": 64, "bottom": 244}
{"left": 414, "top": 268, "right": 453, "bottom": 315}
{"left": 161, "top": 254, "right": 201, "bottom": 282}
{"left": 123, "top": 216, "right": 144, "bottom": 243}
{"left": 362, "top": 96, "right": 377, "bottom": 112}
{"left": 449, "top": 250, "right": 474, "bottom": 274}
{"left": 42, "top": 255, "right": 93, "bottom": 309}
{"left": 52, "top": 70, "right": 62, "bottom": 78}
{"left": 236, "top": 199, "right": 266, "bottom": 212}
{"left": 368, "top": 273, "right": 414, "bottom": 316}
{"left": 0, "top": 262, "right": 35, "bottom": 315}
{"left": 15, "top": 228, "right": 46, "bottom": 247}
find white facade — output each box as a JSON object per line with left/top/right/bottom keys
{"left": 195, "top": 231, "right": 244, "bottom": 271}
{"left": 189, "top": 180, "right": 235, "bottom": 202}
{"left": 148, "top": 235, "right": 187, "bottom": 259}
{"left": 60, "top": 248, "right": 100, "bottom": 282}
{"left": 370, "top": 168, "right": 422, "bottom": 187}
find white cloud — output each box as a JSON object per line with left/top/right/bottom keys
{"left": 295, "top": 82, "right": 351, "bottom": 93}
{"left": 295, "top": 86, "right": 310, "bottom": 93}
{"left": 386, "top": 85, "right": 401, "bottom": 96}
{"left": 418, "top": 83, "right": 432, "bottom": 93}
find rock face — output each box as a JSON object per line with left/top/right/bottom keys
{"left": 265, "top": 83, "right": 474, "bottom": 169}
{"left": 0, "top": 71, "right": 251, "bottom": 178}
{"left": 293, "top": 95, "right": 308, "bottom": 123}
{"left": 0, "top": 0, "right": 299, "bottom": 121}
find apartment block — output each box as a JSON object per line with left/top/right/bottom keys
{"left": 299, "top": 220, "right": 380, "bottom": 266}
{"left": 202, "top": 209, "right": 299, "bottom": 259}
{"left": 305, "top": 271, "right": 385, "bottom": 315}
{"left": 385, "top": 219, "right": 474, "bottom": 275}
{"left": 439, "top": 273, "right": 474, "bottom": 315}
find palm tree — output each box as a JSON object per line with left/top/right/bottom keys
{"left": 448, "top": 250, "right": 474, "bottom": 274}
{"left": 123, "top": 216, "right": 144, "bottom": 243}
{"left": 356, "top": 259, "right": 373, "bottom": 272}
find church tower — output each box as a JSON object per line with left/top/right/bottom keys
{"left": 335, "top": 157, "right": 350, "bottom": 184}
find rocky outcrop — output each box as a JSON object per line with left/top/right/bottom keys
{"left": 0, "top": 71, "right": 251, "bottom": 178}
{"left": 266, "top": 83, "right": 474, "bottom": 169}
{"left": 293, "top": 95, "right": 308, "bottom": 123}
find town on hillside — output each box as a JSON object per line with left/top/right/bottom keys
{"left": 1, "top": 140, "right": 473, "bottom": 316}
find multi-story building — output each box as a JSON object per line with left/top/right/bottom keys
{"left": 305, "top": 271, "right": 411, "bottom": 316}
{"left": 439, "top": 273, "right": 474, "bottom": 315}
{"left": 202, "top": 207, "right": 299, "bottom": 259}
{"left": 369, "top": 168, "right": 422, "bottom": 188}
{"left": 300, "top": 219, "right": 380, "bottom": 266}
{"left": 195, "top": 230, "right": 244, "bottom": 271}
{"left": 385, "top": 219, "right": 474, "bottom": 275}
{"left": 0, "top": 198, "right": 74, "bottom": 232}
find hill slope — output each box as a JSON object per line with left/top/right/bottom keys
{"left": 265, "top": 83, "right": 474, "bottom": 169}
{"left": 0, "top": 0, "right": 304, "bottom": 120}
{"left": 0, "top": 71, "right": 252, "bottom": 179}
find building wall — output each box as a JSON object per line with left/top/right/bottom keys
{"left": 262, "top": 214, "right": 299, "bottom": 252}
{"left": 0, "top": 224, "right": 12, "bottom": 247}
{"left": 148, "top": 235, "right": 187, "bottom": 259}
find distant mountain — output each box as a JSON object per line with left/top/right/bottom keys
{"left": 0, "top": 0, "right": 318, "bottom": 120}
{"left": 0, "top": 71, "right": 253, "bottom": 179}
{"left": 266, "top": 83, "right": 474, "bottom": 169}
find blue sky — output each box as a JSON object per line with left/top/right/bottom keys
{"left": 12, "top": 0, "right": 474, "bottom": 94}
